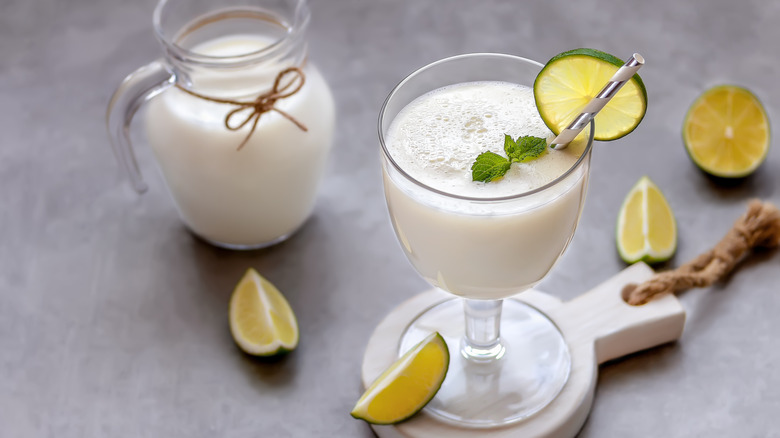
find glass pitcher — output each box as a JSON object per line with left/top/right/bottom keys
{"left": 107, "top": 0, "right": 335, "bottom": 249}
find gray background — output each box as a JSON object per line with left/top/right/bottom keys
{"left": 2, "top": 0, "right": 779, "bottom": 436}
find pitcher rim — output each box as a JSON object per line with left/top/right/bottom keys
{"left": 152, "top": 0, "right": 310, "bottom": 67}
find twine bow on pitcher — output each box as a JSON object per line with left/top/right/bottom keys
{"left": 176, "top": 66, "right": 309, "bottom": 150}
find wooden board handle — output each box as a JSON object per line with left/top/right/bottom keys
{"left": 550, "top": 262, "right": 686, "bottom": 364}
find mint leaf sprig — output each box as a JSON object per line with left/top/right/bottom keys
{"left": 471, "top": 135, "right": 547, "bottom": 182}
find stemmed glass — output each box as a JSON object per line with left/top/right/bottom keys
{"left": 378, "top": 53, "right": 594, "bottom": 428}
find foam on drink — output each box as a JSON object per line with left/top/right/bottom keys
{"left": 385, "top": 81, "right": 586, "bottom": 200}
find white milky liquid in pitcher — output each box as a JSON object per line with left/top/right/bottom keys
{"left": 146, "top": 35, "right": 335, "bottom": 247}
{"left": 383, "top": 81, "right": 590, "bottom": 299}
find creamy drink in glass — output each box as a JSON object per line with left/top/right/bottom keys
{"left": 379, "top": 54, "right": 593, "bottom": 427}
{"left": 384, "top": 81, "right": 588, "bottom": 300}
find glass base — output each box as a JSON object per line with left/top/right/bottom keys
{"left": 398, "top": 297, "right": 571, "bottom": 428}
{"left": 190, "top": 228, "right": 297, "bottom": 250}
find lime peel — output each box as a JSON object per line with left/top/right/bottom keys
{"left": 616, "top": 176, "right": 677, "bottom": 264}
{"left": 351, "top": 332, "right": 449, "bottom": 425}
{"left": 229, "top": 268, "right": 299, "bottom": 356}
{"left": 683, "top": 85, "right": 770, "bottom": 178}
{"left": 534, "top": 48, "right": 648, "bottom": 141}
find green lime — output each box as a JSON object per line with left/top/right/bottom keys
{"left": 534, "top": 48, "right": 648, "bottom": 141}
{"left": 229, "top": 268, "right": 299, "bottom": 356}
{"left": 683, "top": 85, "right": 770, "bottom": 178}
{"left": 351, "top": 332, "right": 449, "bottom": 425}
{"left": 616, "top": 176, "right": 677, "bottom": 264}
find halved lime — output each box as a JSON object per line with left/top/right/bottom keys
{"left": 534, "top": 48, "right": 648, "bottom": 141}
{"left": 616, "top": 176, "right": 677, "bottom": 264}
{"left": 683, "top": 85, "right": 770, "bottom": 178}
{"left": 351, "top": 332, "right": 449, "bottom": 425}
{"left": 229, "top": 268, "right": 299, "bottom": 356}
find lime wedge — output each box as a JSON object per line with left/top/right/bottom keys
{"left": 534, "top": 48, "right": 648, "bottom": 141}
{"left": 229, "top": 268, "right": 299, "bottom": 356}
{"left": 683, "top": 85, "right": 770, "bottom": 178}
{"left": 616, "top": 176, "right": 677, "bottom": 264}
{"left": 351, "top": 332, "right": 449, "bottom": 425}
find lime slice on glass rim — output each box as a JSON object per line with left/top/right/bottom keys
{"left": 229, "top": 268, "right": 299, "bottom": 356}
{"left": 683, "top": 85, "right": 770, "bottom": 178}
{"left": 616, "top": 176, "right": 677, "bottom": 264}
{"left": 534, "top": 48, "right": 648, "bottom": 141}
{"left": 351, "top": 332, "right": 449, "bottom": 425}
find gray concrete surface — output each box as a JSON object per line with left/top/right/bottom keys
{"left": 2, "top": 0, "right": 779, "bottom": 436}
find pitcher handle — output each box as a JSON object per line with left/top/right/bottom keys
{"left": 106, "top": 60, "right": 175, "bottom": 193}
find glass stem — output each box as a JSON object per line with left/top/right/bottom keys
{"left": 461, "top": 299, "right": 505, "bottom": 362}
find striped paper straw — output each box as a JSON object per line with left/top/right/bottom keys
{"left": 550, "top": 53, "right": 645, "bottom": 150}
